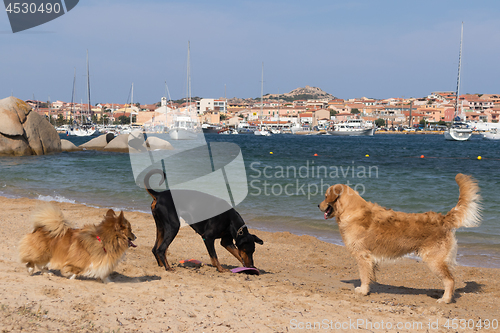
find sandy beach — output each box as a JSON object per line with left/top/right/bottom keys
{"left": 1, "top": 196, "right": 499, "bottom": 332}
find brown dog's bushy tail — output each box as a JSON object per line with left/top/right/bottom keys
{"left": 445, "top": 173, "right": 482, "bottom": 229}
{"left": 31, "top": 205, "right": 72, "bottom": 238}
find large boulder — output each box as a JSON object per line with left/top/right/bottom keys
{"left": 79, "top": 133, "right": 115, "bottom": 150}
{"left": 103, "top": 134, "right": 130, "bottom": 153}
{"left": 144, "top": 136, "right": 174, "bottom": 151}
{"left": 61, "top": 139, "right": 82, "bottom": 152}
{"left": 0, "top": 97, "right": 61, "bottom": 156}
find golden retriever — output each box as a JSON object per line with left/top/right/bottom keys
{"left": 19, "top": 205, "right": 136, "bottom": 282}
{"left": 318, "top": 173, "right": 481, "bottom": 303}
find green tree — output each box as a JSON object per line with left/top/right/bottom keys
{"left": 117, "top": 115, "right": 130, "bottom": 124}
{"left": 375, "top": 118, "right": 385, "bottom": 127}
{"left": 56, "top": 114, "right": 65, "bottom": 126}
{"left": 437, "top": 120, "right": 446, "bottom": 126}
{"left": 351, "top": 108, "right": 360, "bottom": 114}
{"left": 329, "top": 109, "right": 338, "bottom": 117}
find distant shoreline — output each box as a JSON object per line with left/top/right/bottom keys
{"left": 376, "top": 130, "right": 445, "bottom": 135}
{"left": 376, "top": 130, "right": 483, "bottom": 135}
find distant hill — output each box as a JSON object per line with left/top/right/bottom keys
{"left": 226, "top": 86, "right": 336, "bottom": 104}
{"left": 264, "top": 86, "right": 336, "bottom": 102}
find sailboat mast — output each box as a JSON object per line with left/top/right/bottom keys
{"left": 455, "top": 22, "right": 463, "bottom": 119}
{"left": 186, "top": 41, "right": 191, "bottom": 112}
{"left": 277, "top": 87, "right": 280, "bottom": 126}
{"left": 131, "top": 82, "right": 134, "bottom": 124}
{"left": 71, "top": 67, "right": 76, "bottom": 123}
{"left": 260, "top": 62, "right": 264, "bottom": 123}
{"left": 86, "top": 49, "right": 91, "bottom": 123}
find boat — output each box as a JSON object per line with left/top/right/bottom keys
{"left": 169, "top": 116, "right": 198, "bottom": 140}
{"left": 68, "top": 123, "right": 98, "bottom": 136}
{"left": 254, "top": 127, "right": 271, "bottom": 136}
{"left": 291, "top": 123, "right": 314, "bottom": 135}
{"left": 444, "top": 119, "right": 472, "bottom": 141}
{"left": 218, "top": 127, "right": 238, "bottom": 135}
{"left": 254, "top": 62, "right": 271, "bottom": 136}
{"left": 237, "top": 122, "right": 257, "bottom": 134}
{"left": 66, "top": 51, "right": 98, "bottom": 137}
{"left": 444, "top": 22, "right": 472, "bottom": 141}
{"left": 291, "top": 124, "right": 320, "bottom": 135}
{"left": 56, "top": 124, "right": 71, "bottom": 133}
{"left": 482, "top": 129, "right": 500, "bottom": 140}
{"left": 328, "top": 119, "right": 374, "bottom": 136}
{"left": 168, "top": 42, "right": 200, "bottom": 140}
{"left": 201, "top": 124, "right": 221, "bottom": 134}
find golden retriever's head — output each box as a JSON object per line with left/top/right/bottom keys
{"left": 318, "top": 184, "right": 346, "bottom": 219}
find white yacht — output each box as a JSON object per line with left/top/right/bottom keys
{"left": 444, "top": 121, "right": 472, "bottom": 141}
{"left": 329, "top": 119, "right": 375, "bottom": 136}
{"left": 237, "top": 122, "right": 258, "bottom": 134}
{"left": 482, "top": 128, "right": 500, "bottom": 140}
{"left": 169, "top": 116, "right": 199, "bottom": 140}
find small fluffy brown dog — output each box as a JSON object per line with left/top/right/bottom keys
{"left": 19, "top": 205, "right": 136, "bottom": 282}
{"left": 318, "top": 174, "right": 481, "bottom": 303}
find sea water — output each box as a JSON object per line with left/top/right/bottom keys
{"left": 0, "top": 133, "right": 498, "bottom": 268}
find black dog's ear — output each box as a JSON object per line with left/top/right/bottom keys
{"left": 252, "top": 234, "right": 264, "bottom": 245}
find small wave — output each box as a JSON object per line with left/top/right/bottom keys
{"left": 109, "top": 206, "right": 151, "bottom": 215}
{"left": 0, "top": 191, "right": 21, "bottom": 199}
{"left": 37, "top": 194, "right": 77, "bottom": 204}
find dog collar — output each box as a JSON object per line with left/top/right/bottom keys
{"left": 236, "top": 225, "right": 247, "bottom": 236}
{"left": 96, "top": 235, "right": 107, "bottom": 253}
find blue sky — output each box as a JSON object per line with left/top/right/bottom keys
{"left": 1, "top": 0, "right": 499, "bottom": 104}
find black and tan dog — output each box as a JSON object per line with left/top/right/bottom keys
{"left": 144, "top": 169, "right": 263, "bottom": 272}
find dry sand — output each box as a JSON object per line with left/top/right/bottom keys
{"left": 0, "top": 196, "right": 499, "bottom": 332}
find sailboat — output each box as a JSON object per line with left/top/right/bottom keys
{"left": 67, "top": 52, "right": 98, "bottom": 137}
{"left": 254, "top": 62, "right": 271, "bottom": 136}
{"left": 168, "top": 41, "right": 200, "bottom": 140}
{"left": 444, "top": 22, "right": 472, "bottom": 141}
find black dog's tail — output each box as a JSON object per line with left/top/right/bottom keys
{"left": 144, "top": 169, "right": 166, "bottom": 199}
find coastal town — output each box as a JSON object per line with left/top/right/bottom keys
{"left": 23, "top": 86, "right": 500, "bottom": 133}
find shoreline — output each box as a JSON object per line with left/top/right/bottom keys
{"left": 376, "top": 131, "right": 484, "bottom": 135}
{"left": 1, "top": 196, "right": 500, "bottom": 332}
{"left": 5, "top": 193, "right": 498, "bottom": 270}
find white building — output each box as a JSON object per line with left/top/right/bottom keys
{"left": 196, "top": 99, "right": 227, "bottom": 115}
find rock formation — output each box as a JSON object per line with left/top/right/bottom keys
{"left": 0, "top": 97, "right": 61, "bottom": 156}
{"left": 79, "top": 133, "right": 115, "bottom": 150}
{"left": 61, "top": 139, "right": 82, "bottom": 152}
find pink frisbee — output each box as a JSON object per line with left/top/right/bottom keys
{"left": 230, "top": 267, "right": 260, "bottom": 275}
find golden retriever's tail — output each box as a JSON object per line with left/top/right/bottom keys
{"left": 446, "top": 174, "right": 482, "bottom": 229}
{"left": 31, "top": 205, "right": 72, "bottom": 238}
